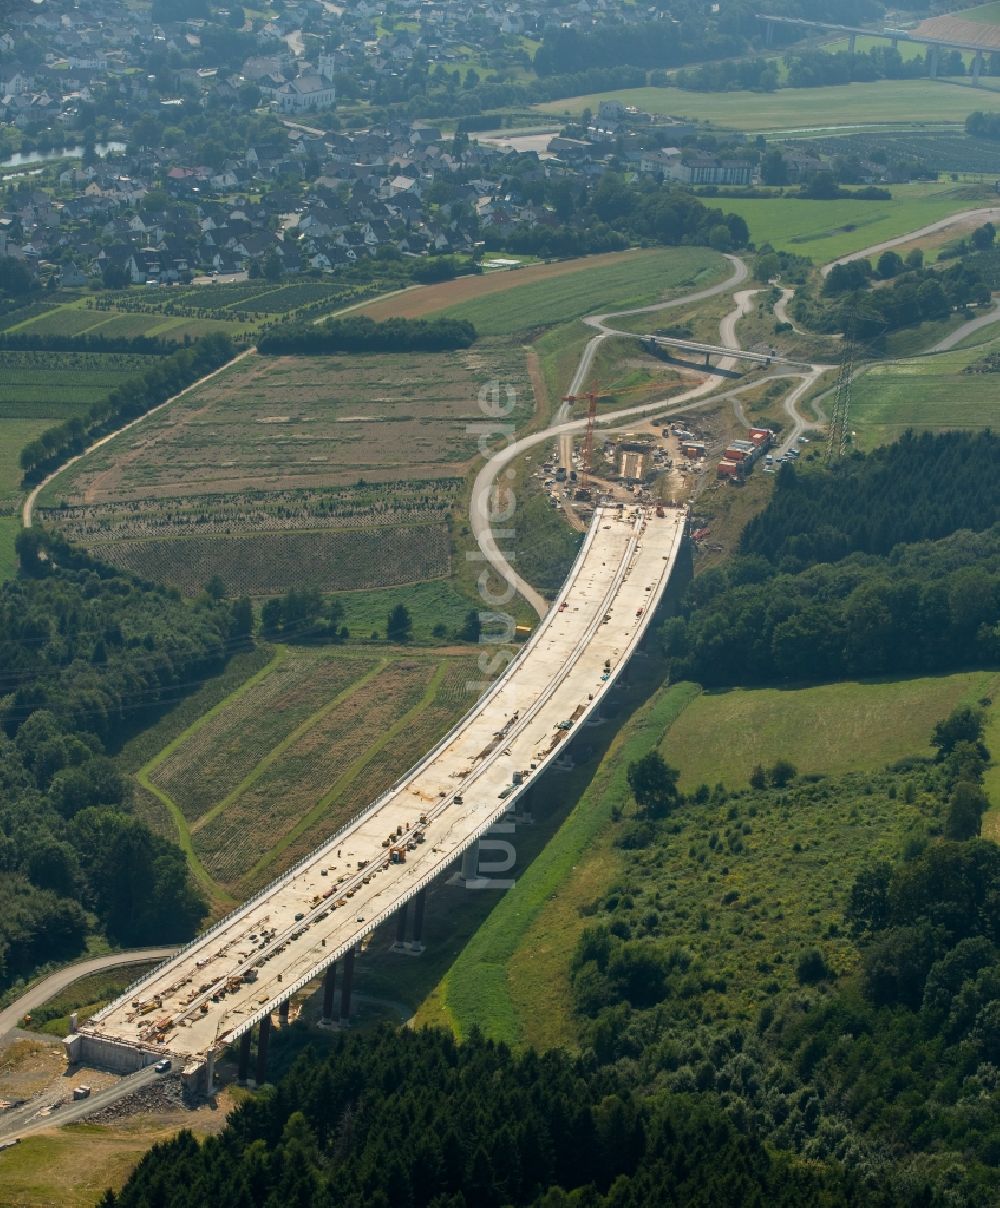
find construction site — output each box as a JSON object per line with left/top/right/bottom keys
{"left": 67, "top": 501, "right": 688, "bottom": 1093}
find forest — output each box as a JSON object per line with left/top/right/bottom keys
{"left": 256, "top": 316, "right": 476, "bottom": 357}
{"left": 101, "top": 710, "right": 999, "bottom": 1205}
{"left": 0, "top": 535, "right": 251, "bottom": 981}
{"left": 101, "top": 1027, "right": 897, "bottom": 1208}
{"left": 662, "top": 433, "right": 1000, "bottom": 686}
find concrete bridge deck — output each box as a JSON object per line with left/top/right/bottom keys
{"left": 75, "top": 503, "right": 687, "bottom": 1070}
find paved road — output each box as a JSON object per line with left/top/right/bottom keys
{"left": 0, "top": 949, "right": 178, "bottom": 1040}
{"left": 822, "top": 206, "right": 1000, "bottom": 276}
{"left": 555, "top": 255, "right": 751, "bottom": 474}
{"left": 925, "top": 297, "right": 1000, "bottom": 353}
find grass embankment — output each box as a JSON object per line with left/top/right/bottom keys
{"left": 1, "top": 1111, "right": 233, "bottom": 1208}
{"left": 425, "top": 670, "right": 999, "bottom": 1049}
{"left": 535, "top": 79, "right": 1000, "bottom": 131}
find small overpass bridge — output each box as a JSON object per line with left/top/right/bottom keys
{"left": 67, "top": 503, "right": 688, "bottom": 1093}
{"left": 640, "top": 333, "right": 811, "bottom": 369}
{"left": 757, "top": 13, "right": 999, "bottom": 81}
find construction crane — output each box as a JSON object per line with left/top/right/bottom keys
{"left": 562, "top": 379, "right": 657, "bottom": 487}
{"left": 562, "top": 387, "right": 601, "bottom": 486}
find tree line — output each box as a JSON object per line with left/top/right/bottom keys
{"left": 796, "top": 256, "right": 990, "bottom": 339}
{"left": 257, "top": 316, "right": 476, "bottom": 357}
{"left": 739, "top": 432, "right": 1000, "bottom": 567}
{"left": 664, "top": 524, "right": 1000, "bottom": 686}
{"left": 0, "top": 331, "right": 177, "bottom": 356}
{"left": 19, "top": 331, "right": 236, "bottom": 481}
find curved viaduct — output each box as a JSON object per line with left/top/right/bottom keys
{"left": 69, "top": 502, "right": 687, "bottom": 1088}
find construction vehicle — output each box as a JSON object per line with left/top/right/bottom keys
{"left": 389, "top": 846, "right": 406, "bottom": 864}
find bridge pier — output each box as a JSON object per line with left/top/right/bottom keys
{"left": 890, "top": 37, "right": 897, "bottom": 50}
{"left": 765, "top": 19, "right": 773, "bottom": 45}
{"left": 237, "top": 1029, "right": 252, "bottom": 1083}
{"left": 340, "top": 947, "right": 356, "bottom": 1023}
{"left": 410, "top": 887, "right": 426, "bottom": 952}
{"left": 929, "top": 44, "right": 939, "bottom": 78}
{"left": 278, "top": 999, "right": 290, "bottom": 1027}
{"left": 974, "top": 49, "right": 983, "bottom": 85}
{"left": 848, "top": 32, "right": 856, "bottom": 52}
{"left": 704, "top": 351, "right": 711, "bottom": 367}
{"left": 205, "top": 1050, "right": 215, "bottom": 1094}
{"left": 255, "top": 1013, "right": 271, "bottom": 1085}
{"left": 322, "top": 962, "right": 337, "bottom": 1020}
{"left": 450, "top": 838, "right": 487, "bottom": 885}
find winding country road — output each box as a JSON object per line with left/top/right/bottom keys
{"left": 0, "top": 949, "right": 179, "bottom": 1040}
{"left": 822, "top": 206, "right": 1000, "bottom": 276}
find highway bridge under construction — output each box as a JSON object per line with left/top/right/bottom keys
{"left": 68, "top": 503, "right": 687, "bottom": 1090}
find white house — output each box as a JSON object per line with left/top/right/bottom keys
{"left": 274, "top": 73, "right": 336, "bottom": 113}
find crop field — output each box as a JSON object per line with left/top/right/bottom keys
{"left": 46, "top": 343, "right": 533, "bottom": 503}
{"left": 0, "top": 350, "right": 155, "bottom": 420}
{"left": 777, "top": 130, "right": 1000, "bottom": 174}
{"left": 658, "top": 672, "right": 997, "bottom": 791}
{"left": 849, "top": 336, "right": 1000, "bottom": 449}
{"left": 433, "top": 247, "right": 725, "bottom": 337}
{"left": 138, "top": 647, "right": 481, "bottom": 898}
{"left": 86, "top": 524, "right": 451, "bottom": 596}
{"left": 8, "top": 298, "right": 247, "bottom": 344}
{"left": 720, "top": 183, "right": 993, "bottom": 262}
{"left": 95, "top": 280, "right": 368, "bottom": 317}
{"left": 535, "top": 79, "right": 1000, "bottom": 131}
{"left": 40, "top": 338, "right": 532, "bottom": 595}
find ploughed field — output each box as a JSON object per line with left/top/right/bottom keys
{"left": 39, "top": 341, "right": 533, "bottom": 596}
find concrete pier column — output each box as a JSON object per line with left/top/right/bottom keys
{"left": 765, "top": 20, "right": 773, "bottom": 46}
{"left": 204, "top": 1050, "right": 215, "bottom": 1094}
{"left": 460, "top": 839, "right": 480, "bottom": 882}
{"left": 237, "top": 1029, "right": 252, "bottom": 1083}
{"left": 848, "top": 33, "right": 856, "bottom": 52}
{"left": 890, "top": 37, "right": 898, "bottom": 49}
{"left": 322, "top": 962, "right": 337, "bottom": 1021}
{"left": 339, "top": 947, "right": 356, "bottom": 1023}
{"left": 974, "top": 49, "right": 983, "bottom": 84}
{"left": 930, "top": 45, "right": 939, "bottom": 78}
{"left": 395, "top": 900, "right": 409, "bottom": 945}
{"left": 255, "top": 1013, "right": 271, "bottom": 1085}
{"left": 410, "top": 887, "right": 426, "bottom": 949}
{"left": 278, "top": 999, "right": 290, "bottom": 1027}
